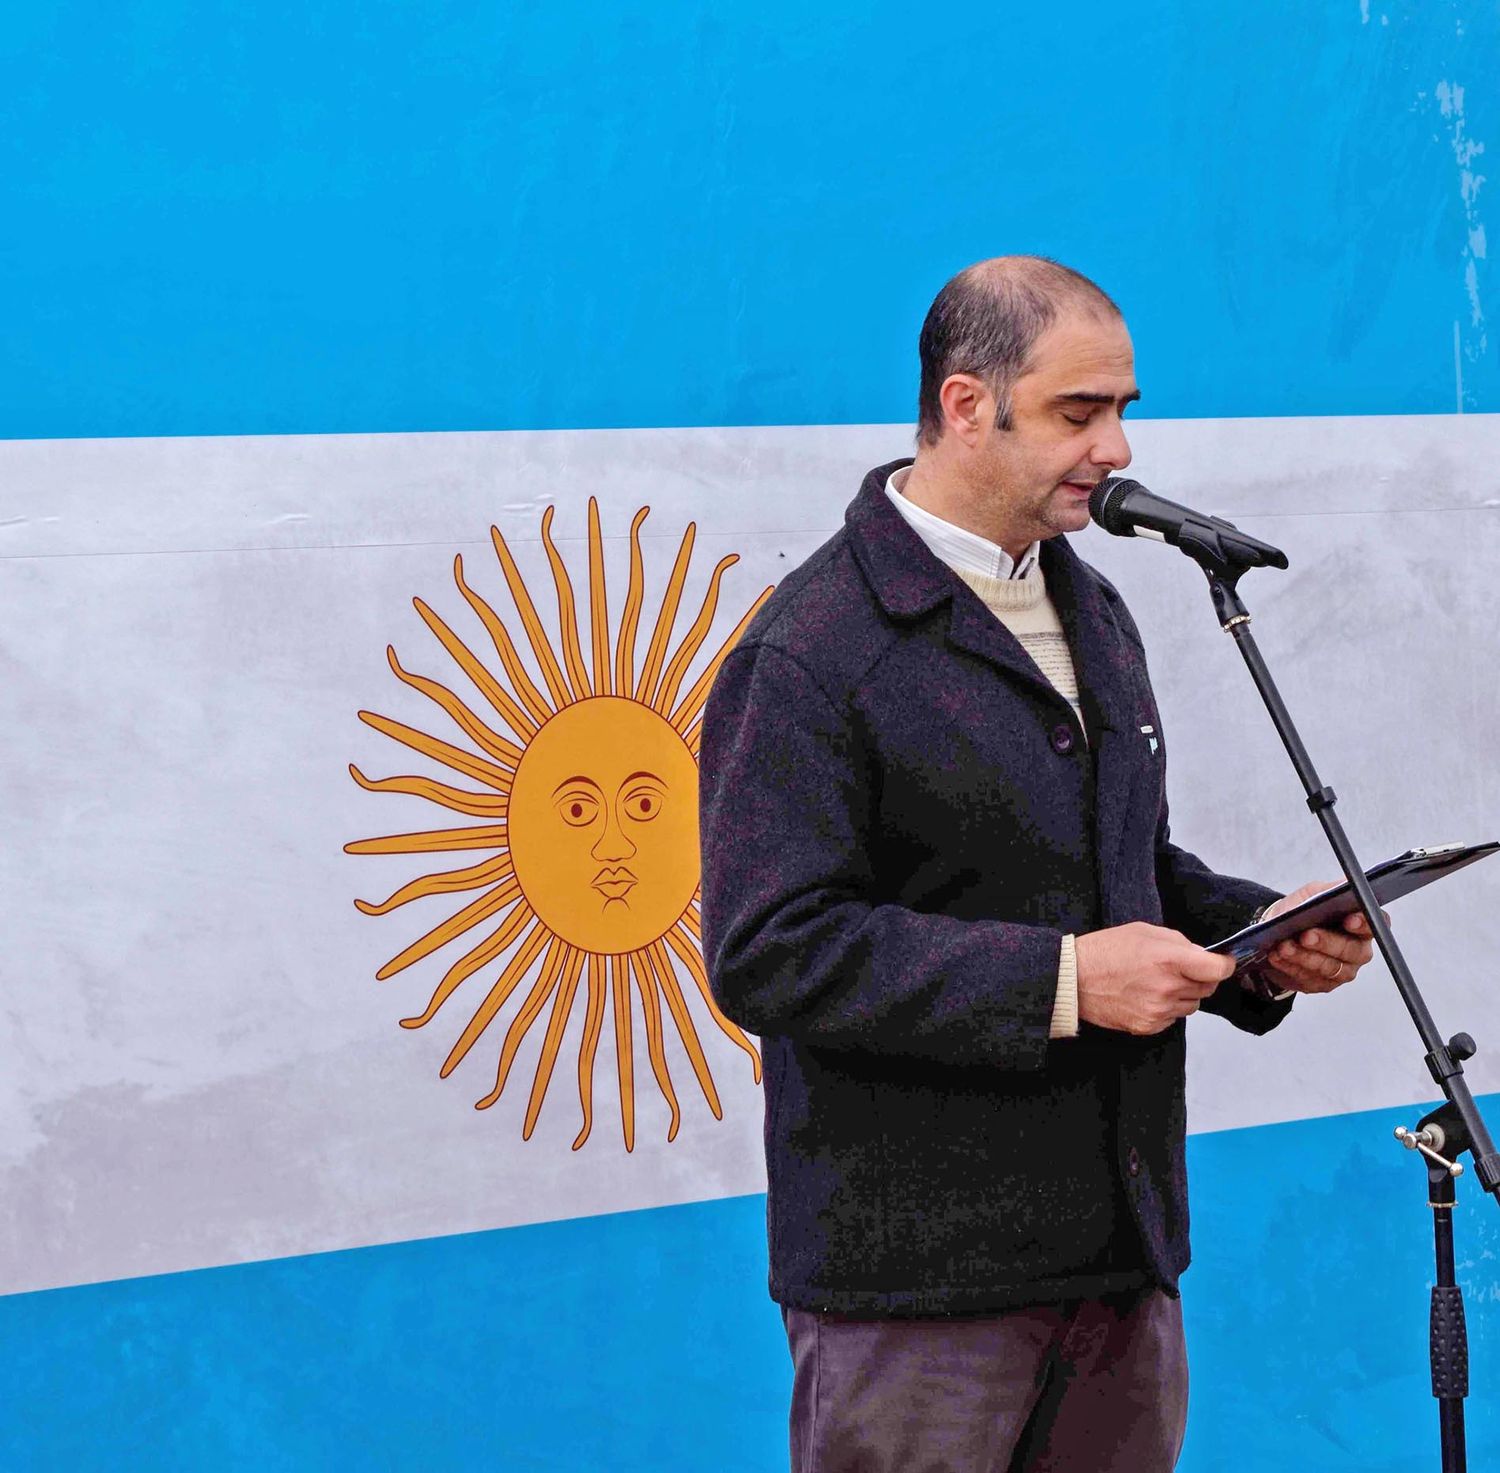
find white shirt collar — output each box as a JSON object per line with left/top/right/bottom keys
{"left": 884, "top": 466, "right": 1041, "bottom": 582}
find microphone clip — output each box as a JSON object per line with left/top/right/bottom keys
{"left": 1164, "top": 517, "right": 1289, "bottom": 630}
{"left": 1174, "top": 515, "right": 1289, "bottom": 582}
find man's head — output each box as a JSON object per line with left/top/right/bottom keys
{"left": 910, "top": 256, "right": 1139, "bottom": 555}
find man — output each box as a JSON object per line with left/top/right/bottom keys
{"left": 698, "top": 257, "right": 1376, "bottom": 1471}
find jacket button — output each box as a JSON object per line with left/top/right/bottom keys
{"left": 1050, "top": 723, "right": 1075, "bottom": 755}
{"left": 1126, "top": 1146, "right": 1142, "bottom": 1178}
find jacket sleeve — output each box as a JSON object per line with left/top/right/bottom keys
{"left": 1156, "top": 811, "right": 1294, "bottom": 1036}
{"left": 699, "top": 641, "right": 1062, "bottom": 1070}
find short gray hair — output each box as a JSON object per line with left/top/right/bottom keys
{"left": 916, "top": 256, "right": 1121, "bottom": 445}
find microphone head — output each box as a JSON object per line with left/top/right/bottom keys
{"left": 1089, "top": 476, "right": 1145, "bottom": 536}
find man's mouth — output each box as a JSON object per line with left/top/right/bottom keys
{"left": 592, "top": 866, "right": 638, "bottom": 900}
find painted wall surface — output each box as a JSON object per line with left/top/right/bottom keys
{"left": 1, "top": 1, "right": 1495, "bottom": 438}
{"left": 3, "top": 2, "right": 1499, "bottom": 1470}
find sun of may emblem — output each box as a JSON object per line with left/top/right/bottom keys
{"left": 346, "top": 501, "right": 771, "bottom": 1151}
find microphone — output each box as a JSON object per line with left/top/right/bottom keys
{"left": 1088, "top": 477, "right": 1288, "bottom": 571}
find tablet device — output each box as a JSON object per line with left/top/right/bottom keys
{"left": 1209, "top": 841, "right": 1499, "bottom": 974}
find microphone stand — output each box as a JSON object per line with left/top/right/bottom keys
{"left": 1173, "top": 517, "right": 1499, "bottom": 1473}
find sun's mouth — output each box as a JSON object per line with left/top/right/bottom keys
{"left": 592, "top": 866, "right": 639, "bottom": 902}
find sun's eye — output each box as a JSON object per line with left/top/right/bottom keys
{"left": 555, "top": 792, "right": 601, "bottom": 827}
{"left": 622, "top": 786, "right": 664, "bottom": 822}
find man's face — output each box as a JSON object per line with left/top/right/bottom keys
{"left": 969, "top": 310, "right": 1138, "bottom": 547}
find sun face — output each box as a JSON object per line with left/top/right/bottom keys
{"left": 508, "top": 698, "right": 699, "bottom": 957}
{"left": 345, "top": 500, "right": 771, "bottom": 1151}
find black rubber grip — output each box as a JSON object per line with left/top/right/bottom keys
{"left": 1431, "top": 1286, "right": 1469, "bottom": 1399}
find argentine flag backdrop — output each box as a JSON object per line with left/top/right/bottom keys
{"left": 4, "top": 2, "right": 1500, "bottom": 1469}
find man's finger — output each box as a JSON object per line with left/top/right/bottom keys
{"left": 1267, "top": 952, "right": 1359, "bottom": 988}
{"left": 1285, "top": 950, "right": 1343, "bottom": 981}
{"left": 1178, "top": 947, "right": 1236, "bottom": 985}
{"left": 1295, "top": 929, "right": 1371, "bottom": 964}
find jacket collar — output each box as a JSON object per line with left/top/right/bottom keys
{"left": 846, "top": 460, "right": 1134, "bottom": 735}
{"left": 845, "top": 458, "right": 956, "bottom": 620}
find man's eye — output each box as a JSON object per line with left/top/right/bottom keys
{"left": 1063, "top": 414, "right": 1090, "bottom": 426}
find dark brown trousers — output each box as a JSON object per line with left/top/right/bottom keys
{"left": 783, "top": 1288, "right": 1188, "bottom": 1473}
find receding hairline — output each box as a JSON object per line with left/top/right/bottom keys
{"left": 954, "top": 255, "right": 1122, "bottom": 320}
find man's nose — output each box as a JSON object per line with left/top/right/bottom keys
{"left": 591, "top": 816, "right": 638, "bottom": 863}
{"left": 1090, "top": 417, "right": 1132, "bottom": 472}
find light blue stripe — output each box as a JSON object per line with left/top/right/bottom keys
{"left": 3, "top": 1095, "right": 1497, "bottom": 1470}
{"left": 1, "top": 2, "right": 1495, "bottom": 440}
{"left": 1180, "top": 1097, "right": 1500, "bottom": 1472}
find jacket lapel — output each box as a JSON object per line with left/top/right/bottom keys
{"left": 943, "top": 589, "right": 1077, "bottom": 714}
{"left": 1043, "top": 537, "right": 1149, "bottom": 921}
{"left": 1040, "top": 536, "right": 1135, "bottom": 739}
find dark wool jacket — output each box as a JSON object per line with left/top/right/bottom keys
{"left": 699, "top": 460, "right": 1293, "bottom": 1316}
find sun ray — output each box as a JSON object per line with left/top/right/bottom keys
{"left": 352, "top": 500, "right": 772, "bottom": 1149}
{"left": 374, "top": 877, "right": 520, "bottom": 981}
{"left": 573, "top": 953, "right": 606, "bottom": 1150}
{"left": 539, "top": 506, "right": 593, "bottom": 702}
{"left": 344, "top": 822, "right": 507, "bottom": 856}
{"left": 611, "top": 953, "right": 636, "bottom": 1153}
{"left": 490, "top": 524, "right": 575, "bottom": 712}
{"left": 586, "top": 499, "right": 611, "bottom": 697}
{"left": 412, "top": 595, "right": 538, "bottom": 744}
{"left": 401, "top": 894, "right": 535, "bottom": 1027}
{"left": 634, "top": 522, "right": 694, "bottom": 705}
{"left": 647, "top": 939, "right": 722, "bottom": 1119}
{"left": 476, "top": 936, "right": 572, "bottom": 1111}
{"left": 664, "top": 923, "right": 762, "bottom": 1083}
{"left": 454, "top": 555, "right": 555, "bottom": 729}
{"left": 441, "top": 920, "right": 551, "bottom": 1077}
{"left": 348, "top": 764, "right": 508, "bottom": 818}
{"left": 358, "top": 710, "right": 514, "bottom": 791}
{"left": 651, "top": 553, "right": 738, "bottom": 716}
{"left": 523, "top": 946, "right": 587, "bottom": 1139}
{"left": 633, "top": 951, "right": 682, "bottom": 1142}
{"left": 669, "top": 585, "right": 775, "bottom": 734}
{"left": 386, "top": 648, "right": 522, "bottom": 768}
{"left": 614, "top": 507, "right": 649, "bottom": 699}
{"left": 355, "top": 854, "right": 514, "bottom": 916}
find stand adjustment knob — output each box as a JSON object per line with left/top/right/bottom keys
{"left": 1395, "top": 1125, "right": 1465, "bottom": 1177}
{"left": 1448, "top": 1032, "right": 1477, "bottom": 1062}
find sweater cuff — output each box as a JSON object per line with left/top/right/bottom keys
{"left": 1050, "top": 934, "right": 1080, "bottom": 1039}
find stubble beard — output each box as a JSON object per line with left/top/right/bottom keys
{"left": 1032, "top": 481, "right": 1096, "bottom": 542}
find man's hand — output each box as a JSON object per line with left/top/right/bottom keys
{"left": 1075, "top": 922, "right": 1236, "bottom": 1035}
{"left": 1257, "top": 882, "right": 1380, "bottom": 994}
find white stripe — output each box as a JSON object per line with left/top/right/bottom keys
{"left": 3, "top": 413, "right": 1498, "bottom": 1293}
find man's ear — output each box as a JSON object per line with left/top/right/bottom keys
{"left": 938, "top": 374, "right": 992, "bottom": 448}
